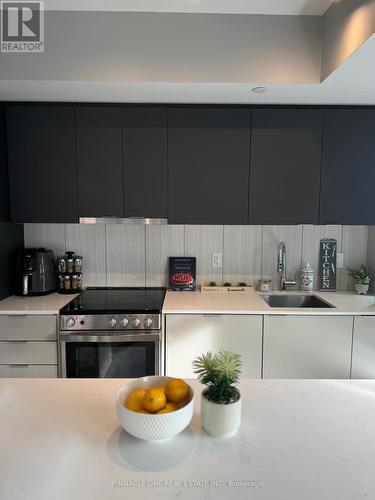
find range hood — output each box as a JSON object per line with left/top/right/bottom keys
{"left": 79, "top": 217, "right": 168, "bottom": 225}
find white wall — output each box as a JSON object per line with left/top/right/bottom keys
{"left": 24, "top": 224, "right": 368, "bottom": 291}
{"left": 322, "top": 0, "right": 375, "bottom": 80}
{"left": 0, "top": 11, "right": 322, "bottom": 84}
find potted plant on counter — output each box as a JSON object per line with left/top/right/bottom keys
{"left": 193, "top": 350, "right": 242, "bottom": 437}
{"left": 348, "top": 265, "right": 372, "bottom": 295}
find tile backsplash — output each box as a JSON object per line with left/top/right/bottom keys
{"left": 24, "top": 224, "right": 368, "bottom": 291}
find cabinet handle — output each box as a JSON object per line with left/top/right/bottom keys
{"left": 202, "top": 314, "right": 223, "bottom": 317}
{"left": 5, "top": 340, "right": 28, "bottom": 343}
{"left": 1, "top": 315, "right": 29, "bottom": 318}
{"left": 7, "top": 364, "right": 30, "bottom": 367}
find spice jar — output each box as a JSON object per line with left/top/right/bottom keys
{"left": 57, "top": 257, "right": 67, "bottom": 273}
{"left": 74, "top": 256, "right": 83, "bottom": 273}
{"left": 76, "top": 274, "right": 83, "bottom": 290}
{"left": 57, "top": 274, "right": 64, "bottom": 290}
{"left": 63, "top": 274, "right": 71, "bottom": 290}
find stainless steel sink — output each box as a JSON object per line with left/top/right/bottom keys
{"left": 261, "top": 294, "right": 335, "bottom": 308}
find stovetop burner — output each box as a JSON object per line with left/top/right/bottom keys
{"left": 60, "top": 287, "right": 166, "bottom": 315}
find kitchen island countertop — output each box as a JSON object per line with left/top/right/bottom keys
{"left": 1, "top": 378, "right": 375, "bottom": 500}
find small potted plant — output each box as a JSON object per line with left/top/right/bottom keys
{"left": 193, "top": 350, "right": 241, "bottom": 437}
{"left": 348, "top": 265, "right": 372, "bottom": 295}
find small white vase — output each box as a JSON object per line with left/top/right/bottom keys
{"left": 201, "top": 392, "right": 241, "bottom": 438}
{"left": 354, "top": 283, "right": 369, "bottom": 295}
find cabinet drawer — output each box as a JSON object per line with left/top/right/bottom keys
{"left": 263, "top": 315, "right": 353, "bottom": 379}
{"left": 0, "top": 315, "right": 56, "bottom": 341}
{"left": 0, "top": 364, "right": 58, "bottom": 378}
{"left": 166, "top": 314, "right": 263, "bottom": 378}
{"left": 0, "top": 341, "right": 57, "bottom": 364}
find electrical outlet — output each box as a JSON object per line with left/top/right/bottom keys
{"left": 212, "top": 253, "right": 222, "bottom": 268}
{"left": 336, "top": 253, "right": 344, "bottom": 269}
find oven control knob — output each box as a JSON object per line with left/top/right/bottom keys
{"left": 144, "top": 317, "right": 153, "bottom": 328}
{"left": 108, "top": 317, "right": 117, "bottom": 328}
{"left": 119, "top": 317, "right": 129, "bottom": 328}
{"left": 132, "top": 318, "right": 141, "bottom": 328}
{"left": 66, "top": 317, "right": 75, "bottom": 328}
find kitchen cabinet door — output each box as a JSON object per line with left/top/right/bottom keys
{"left": 7, "top": 106, "right": 78, "bottom": 223}
{"left": 351, "top": 317, "right": 375, "bottom": 379}
{"left": 123, "top": 107, "right": 167, "bottom": 218}
{"left": 320, "top": 109, "right": 375, "bottom": 224}
{"left": 165, "top": 314, "right": 262, "bottom": 378}
{"left": 250, "top": 108, "right": 322, "bottom": 224}
{"left": 76, "top": 107, "right": 123, "bottom": 217}
{"left": 263, "top": 315, "right": 353, "bottom": 379}
{"left": 168, "top": 107, "right": 251, "bottom": 224}
{"left": 0, "top": 108, "right": 9, "bottom": 222}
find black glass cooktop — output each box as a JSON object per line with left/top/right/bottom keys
{"left": 60, "top": 287, "right": 166, "bottom": 314}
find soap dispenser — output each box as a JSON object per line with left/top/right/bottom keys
{"left": 301, "top": 262, "right": 314, "bottom": 292}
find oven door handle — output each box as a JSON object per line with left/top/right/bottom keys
{"left": 59, "top": 333, "right": 160, "bottom": 343}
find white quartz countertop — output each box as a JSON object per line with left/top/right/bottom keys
{"left": 1, "top": 378, "right": 375, "bottom": 500}
{"left": 163, "top": 290, "right": 375, "bottom": 315}
{"left": 2, "top": 290, "right": 375, "bottom": 317}
{"left": 0, "top": 292, "right": 78, "bottom": 315}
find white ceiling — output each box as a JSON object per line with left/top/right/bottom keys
{"left": 1, "top": 33, "right": 374, "bottom": 104}
{"left": 44, "top": 0, "right": 333, "bottom": 16}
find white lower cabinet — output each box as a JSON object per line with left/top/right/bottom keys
{"left": 263, "top": 315, "right": 353, "bottom": 379}
{"left": 351, "top": 317, "right": 375, "bottom": 379}
{"left": 165, "top": 314, "right": 263, "bottom": 378}
{"left": 0, "top": 315, "right": 58, "bottom": 377}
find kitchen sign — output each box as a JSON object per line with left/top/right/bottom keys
{"left": 319, "top": 239, "right": 337, "bottom": 291}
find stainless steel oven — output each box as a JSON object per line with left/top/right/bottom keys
{"left": 59, "top": 311, "right": 162, "bottom": 378}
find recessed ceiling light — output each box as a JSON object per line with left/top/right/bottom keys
{"left": 252, "top": 86, "right": 268, "bottom": 94}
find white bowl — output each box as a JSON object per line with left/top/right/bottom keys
{"left": 116, "top": 376, "right": 194, "bottom": 441}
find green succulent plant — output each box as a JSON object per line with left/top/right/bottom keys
{"left": 208, "top": 281, "right": 217, "bottom": 287}
{"left": 192, "top": 350, "right": 241, "bottom": 404}
{"left": 347, "top": 265, "right": 372, "bottom": 285}
{"left": 238, "top": 282, "right": 247, "bottom": 287}
{"left": 223, "top": 282, "right": 232, "bottom": 287}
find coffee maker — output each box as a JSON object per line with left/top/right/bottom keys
{"left": 14, "top": 248, "right": 56, "bottom": 296}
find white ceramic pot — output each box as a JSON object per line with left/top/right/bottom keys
{"left": 201, "top": 392, "right": 241, "bottom": 438}
{"left": 354, "top": 283, "right": 369, "bottom": 295}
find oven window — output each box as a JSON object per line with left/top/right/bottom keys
{"left": 65, "top": 342, "right": 157, "bottom": 378}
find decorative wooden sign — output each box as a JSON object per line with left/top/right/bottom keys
{"left": 319, "top": 239, "right": 337, "bottom": 291}
{"left": 169, "top": 257, "right": 196, "bottom": 291}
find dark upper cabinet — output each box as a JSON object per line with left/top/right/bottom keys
{"left": 0, "top": 108, "right": 10, "bottom": 222}
{"left": 250, "top": 108, "right": 323, "bottom": 224}
{"left": 168, "top": 107, "right": 251, "bottom": 224}
{"left": 123, "top": 107, "right": 167, "bottom": 218}
{"left": 7, "top": 106, "right": 78, "bottom": 223}
{"left": 320, "top": 109, "right": 375, "bottom": 225}
{"left": 76, "top": 107, "right": 123, "bottom": 217}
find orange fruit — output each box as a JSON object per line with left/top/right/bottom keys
{"left": 125, "top": 389, "right": 146, "bottom": 412}
{"left": 157, "top": 402, "right": 178, "bottom": 414}
{"left": 142, "top": 388, "right": 166, "bottom": 413}
{"left": 165, "top": 379, "right": 189, "bottom": 404}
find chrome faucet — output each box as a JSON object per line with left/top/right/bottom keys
{"left": 277, "top": 241, "right": 296, "bottom": 291}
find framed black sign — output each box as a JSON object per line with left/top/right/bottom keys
{"left": 319, "top": 239, "right": 337, "bottom": 291}
{"left": 169, "top": 257, "right": 196, "bottom": 291}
